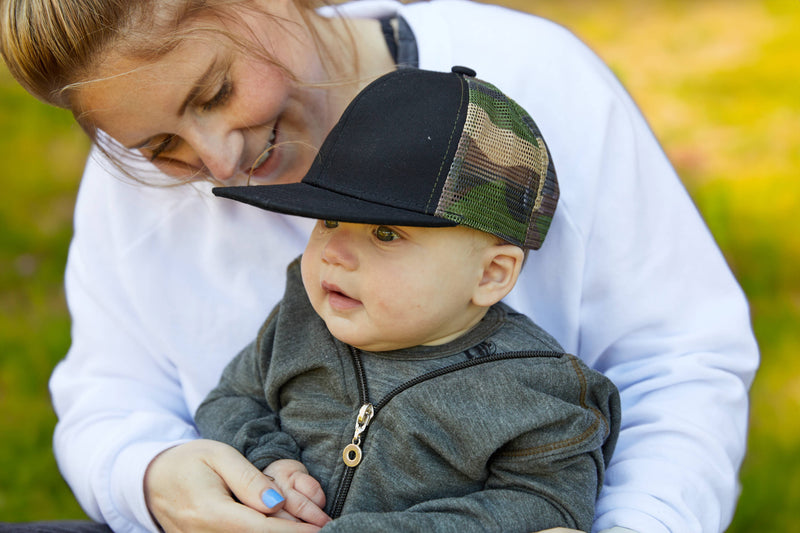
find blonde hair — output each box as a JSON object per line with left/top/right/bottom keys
{"left": 2, "top": 1, "right": 147, "bottom": 107}
{"left": 1, "top": 0, "right": 353, "bottom": 183}
{"left": 0, "top": 0, "right": 339, "bottom": 107}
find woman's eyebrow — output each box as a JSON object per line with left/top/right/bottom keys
{"left": 126, "top": 59, "right": 219, "bottom": 150}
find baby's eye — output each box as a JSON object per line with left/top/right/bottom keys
{"left": 322, "top": 220, "right": 339, "bottom": 229}
{"left": 374, "top": 226, "right": 400, "bottom": 242}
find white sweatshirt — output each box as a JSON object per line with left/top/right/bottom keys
{"left": 50, "top": 1, "right": 759, "bottom": 532}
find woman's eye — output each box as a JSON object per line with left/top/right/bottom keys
{"left": 148, "top": 135, "right": 178, "bottom": 161}
{"left": 374, "top": 226, "right": 400, "bottom": 242}
{"left": 202, "top": 78, "right": 232, "bottom": 111}
{"left": 323, "top": 220, "right": 339, "bottom": 229}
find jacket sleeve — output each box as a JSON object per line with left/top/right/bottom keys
{"left": 321, "top": 488, "right": 583, "bottom": 533}
{"left": 195, "top": 313, "right": 302, "bottom": 470}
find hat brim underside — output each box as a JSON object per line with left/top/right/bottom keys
{"left": 213, "top": 183, "right": 458, "bottom": 228}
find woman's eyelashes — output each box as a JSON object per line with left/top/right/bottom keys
{"left": 146, "top": 79, "right": 232, "bottom": 162}
{"left": 148, "top": 135, "right": 178, "bottom": 161}
{"left": 202, "top": 77, "right": 233, "bottom": 112}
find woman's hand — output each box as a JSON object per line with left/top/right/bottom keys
{"left": 144, "top": 439, "right": 324, "bottom": 532}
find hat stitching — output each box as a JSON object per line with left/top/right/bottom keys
{"left": 310, "top": 71, "right": 406, "bottom": 198}
{"left": 425, "top": 74, "right": 467, "bottom": 213}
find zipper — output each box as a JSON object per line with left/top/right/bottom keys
{"left": 329, "top": 346, "right": 371, "bottom": 519}
{"left": 328, "top": 347, "right": 563, "bottom": 518}
{"left": 342, "top": 403, "right": 374, "bottom": 467}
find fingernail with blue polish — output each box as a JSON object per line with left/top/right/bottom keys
{"left": 262, "top": 488, "right": 284, "bottom": 508}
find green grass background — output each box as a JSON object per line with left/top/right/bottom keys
{"left": 1, "top": 0, "right": 797, "bottom": 529}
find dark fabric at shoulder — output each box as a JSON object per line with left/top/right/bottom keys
{"left": 396, "top": 16, "right": 419, "bottom": 68}
{"left": 378, "top": 16, "right": 419, "bottom": 68}
{"left": 379, "top": 17, "right": 398, "bottom": 63}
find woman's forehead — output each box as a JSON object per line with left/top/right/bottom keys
{"left": 75, "top": 42, "right": 221, "bottom": 140}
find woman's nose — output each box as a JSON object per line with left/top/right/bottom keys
{"left": 185, "top": 124, "right": 245, "bottom": 182}
{"left": 322, "top": 225, "right": 358, "bottom": 270}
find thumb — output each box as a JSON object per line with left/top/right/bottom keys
{"left": 204, "top": 440, "right": 285, "bottom": 513}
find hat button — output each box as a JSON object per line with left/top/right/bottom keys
{"left": 451, "top": 66, "right": 476, "bottom": 77}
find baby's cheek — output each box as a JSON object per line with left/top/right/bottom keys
{"left": 300, "top": 265, "right": 323, "bottom": 315}
{"left": 370, "top": 292, "right": 395, "bottom": 317}
{"left": 299, "top": 250, "right": 318, "bottom": 288}
{"left": 366, "top": 291, "right": 406, "bottom": 329}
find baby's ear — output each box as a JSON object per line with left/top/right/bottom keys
{"left": 472, "top": 245, "right": 525, "bottom": 307}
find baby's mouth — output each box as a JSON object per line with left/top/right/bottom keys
{"left": 322, "top": 281, "right": 362, "bottom": 310}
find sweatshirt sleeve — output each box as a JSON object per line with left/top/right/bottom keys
{"left": 573, "top": 87, "right": 758, "bottom": 533}
{"left": 319, "top": 486, "right": 588, "bottom": 533}
{"left": 401, "top": 3, "right": 759, "bottom": 532}
{"left": 541, "top": 27, "right": 758, "bottom": 533}
{"left": 49, "top": 150, "right": 307, "bottom": 533}
{"left": 51, "top": 156, "right": 196, "bottom": 532}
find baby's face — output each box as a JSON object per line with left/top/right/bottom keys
{"left": 301, "top": 221, "right": 494, "bottom": 352}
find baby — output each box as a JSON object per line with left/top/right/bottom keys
{"left": 196, "top": 66, "right": 620, "bottom": 533}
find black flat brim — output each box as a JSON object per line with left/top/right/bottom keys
{"left": 213, "top": 183, "right": 458, "bottom": 228}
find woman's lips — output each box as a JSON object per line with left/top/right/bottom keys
{"left": 248, "top": 129, "right": 279, "bottom": 183}
{"left": 322, "top": 281, "right": 362, "bottom": 311}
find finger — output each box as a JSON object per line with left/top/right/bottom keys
{"left": 145, "top": 441, "right": 318, "bottom": 533}
{"left": 261, "top": 487, "right": 287, "bottom": 512}
{"left": 293, "top": 473, "right": 327, "bottom": 509}
{"left": 263, "top": 516, "right": 323, "bottom": 533}
{"left": 270, "top": 508, "right": 302, "bottom": 522}
{"left": 153, "top": 481, "right": 284, "bottom": 533}
{"left": 282, "top": 491, "right": 331, "bottom": 528}
{"left": 211, "top": 500, "right": 322, "bottom": 533}
{"left": 202, "top": 439, "right": 287, "bottom": 514}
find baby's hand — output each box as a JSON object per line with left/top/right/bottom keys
{"left": 262, "top": 459, "right": 331, "bottom": 527}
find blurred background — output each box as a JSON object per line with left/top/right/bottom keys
{"left": 0, "top": 0, "right": 797, "bottom": 530}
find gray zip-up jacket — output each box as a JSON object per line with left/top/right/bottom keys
{"left": 196, "top": 259, "right": 620, "bottom": 532}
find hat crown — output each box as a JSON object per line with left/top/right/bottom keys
{"left": 213, "top": 67, "right": 558, "bottom": 250}
{"left": 303, "top": 68, "right": 468, "bottom": 216}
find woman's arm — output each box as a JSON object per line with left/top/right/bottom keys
{"left": 51, "top": 151, "right": 309, "bottom": 532}
{"left": 400, "top": 3, "right": 759, "bottom": 530}
{"left": 51, "top": 165, "right": 198, "bottom": 529}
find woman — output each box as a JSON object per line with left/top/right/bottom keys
{"left": 0, "top": 1, "right": 758, "bottom": 532}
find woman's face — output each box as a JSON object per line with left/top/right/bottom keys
{"left": 76, "top": 2, "right": 342, "bottom": 186}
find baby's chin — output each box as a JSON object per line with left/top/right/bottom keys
{"left": 327, "top": 327, "right": 411, "bottom": 353}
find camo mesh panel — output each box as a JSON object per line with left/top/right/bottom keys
{"left": 435, "top": 79, "right": 559, "bottom": 249}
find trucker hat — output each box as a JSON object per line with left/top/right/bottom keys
{"left": 214, "top": 66, "right": 558, "bottom": 249}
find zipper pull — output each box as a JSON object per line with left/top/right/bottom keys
{"left": 342, "top": 403, "right": 374, "bottom": 467}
